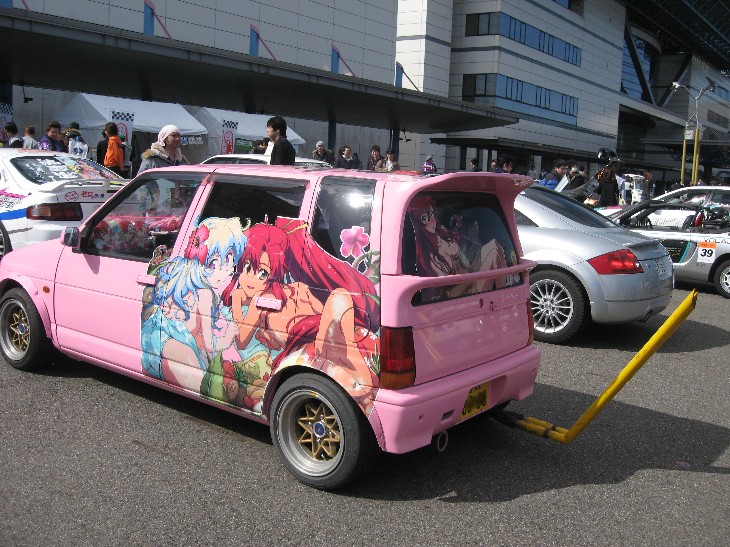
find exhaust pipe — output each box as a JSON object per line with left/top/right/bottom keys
{"left": 435, "top": 431, "right": 449, "bottom": 452}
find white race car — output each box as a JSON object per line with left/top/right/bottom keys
{"left": 0, "top": 149, "right": 124, "bottom": 258}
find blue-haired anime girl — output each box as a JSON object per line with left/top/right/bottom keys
{"left": 141, "top": 216, "right": 247, "bottom": 391}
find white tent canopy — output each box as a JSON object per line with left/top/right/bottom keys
{"left": 186, "top": 106, "right": 305, "bottom": 158}
{"left": 56, "top": 93, "right": 207, "bottom": 137}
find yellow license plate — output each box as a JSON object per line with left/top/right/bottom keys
{"left": 460, "top": 381, "right": 489, "bottom": 421}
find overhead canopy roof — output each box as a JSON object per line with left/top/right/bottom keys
{"left": 625, "top": 0, "right": 730, "bottom": 74}
{"left": 0, "top": 7, "right": 517, "bottom": 134}
{"left": 186, "top": 106, "right": 305, "bottom": 144}
{"left": 57, "top": 93, "right": 207, "bottom": 136}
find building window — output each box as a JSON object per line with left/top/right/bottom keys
{"left": 466, "top": 12, "right": 581, "bottom": 66}
{"left": 621, "top": 36, "right": 658, "bottom": 102}
{"left": 708, "top": 110, "right": 729, "bottom": 130}
{"left": 714, "top": 87, "right": 730, "bottom": 102}
{"left": 463, "top": 73, "right": 578, "bottom": 125}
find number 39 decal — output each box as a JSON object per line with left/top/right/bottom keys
{"left": 697, "top": 241, "right": 716, "bottom": 264}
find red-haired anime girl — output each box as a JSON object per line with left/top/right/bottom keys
{"left": 223, "top": 218, "right": 380, "bottom": 413}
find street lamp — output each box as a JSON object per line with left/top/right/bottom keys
{"left": 672, "top": 78, "right": 716, "bottom": 185}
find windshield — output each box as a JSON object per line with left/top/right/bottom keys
{"left": 521, "top": 187, "right": 616, "bottom": 228}
{"left": 10, "top": 156, "right": 121, "bottom": 184}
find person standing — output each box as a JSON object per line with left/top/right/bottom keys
{"left": 267, "top": 116, "right": 295, "bottom": 165}
{"left": 366, "top": 145, "right": 383, "bottom": 171}
{"left": 527, "top": 164, "right": 538, "bottom": 179}
{"left": 102, "top": 122, "right": 124, "bottom": 176}
{"left": 4, "top": 122, "right": 22, "bottom": 147}
{"left": 96, "top": 129, "right": 109, "bottom": 164}
{"left": 138, "top": 124, "right": 189, "bottom": 174}
{"left": 23, "top": 126, "right": 39, "bottom": 149}
{"left": 312, "top": 140, "right": 334, "bottom": 165}
{"left": 540, "top": 158, "right": 568, "bottom": 189}
{"left": 421, "top": 155, "right": 437, "bottom": 174}
{"left": 492, "top": 155, "right": 514, "bottom": 173}
{"left": 375, "top": 148, "right": 400, "bottom": 172}
{"left": 596, "top": 160, "right": 621, "bottom": 207}
{"left": 642, "top": 169, "right": 653, "bottom": 199}
{"left": 470, "top": 158, "right": 481, "bottom": 171}
{"left": 334, "top": 145, "right": 357, "bottom": 168}
{"left": 38, "top": 121, "right": 65, "bottom": 151}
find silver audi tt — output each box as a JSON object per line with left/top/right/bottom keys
{"left": 515, "top": 186, "right": 674, "bottom": 343}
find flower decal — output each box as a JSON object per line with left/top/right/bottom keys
{"left": 339, "top": 226, "right": 370, "bottom": 258}
{"left": 184, "top": 225, "right": 210, "bottom": 262}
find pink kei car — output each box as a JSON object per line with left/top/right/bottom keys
{"left": 0, "top": 164, "right": 540, "bottom": 489}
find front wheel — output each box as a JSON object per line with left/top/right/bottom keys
{"left": 530, "top": 270, "right": 586, "bottom": 343}
{"left": 713, "top": 259, "right": 730, "bottom": 299}
{"left": 270, "top": 373, "right": 379, "bottom": 490}
{"left": 0, "top": 288, "right": 52, "bottom": 371}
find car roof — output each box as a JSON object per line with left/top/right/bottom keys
{"left": 201, "top": 154, "right": 330, "bottom": 166}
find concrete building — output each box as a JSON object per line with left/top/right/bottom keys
{"left": 1, "top": 0, "right": 728, "bottom": 181}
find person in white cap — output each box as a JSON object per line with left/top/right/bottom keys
{"left": 137, "top": 124, "right": 189, "bottom": 175}
{"left": 421, "top": 154, "right": 437, "bottom": 174}
{"left": 312, "top": 140, "right": 334, "bottom": 165}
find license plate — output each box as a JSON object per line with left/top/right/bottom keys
{"left": 654, "top": 258, "right": 667, "bottom": 276}
{"left": 460, "top": 381, "right": 489, "bottom": 421}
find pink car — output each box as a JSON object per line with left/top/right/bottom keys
{"left": 0, "top": 164, "right": 540, "bottom": 489}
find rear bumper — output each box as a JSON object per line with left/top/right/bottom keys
{"left": 370, "top": 344, "right": 541, "bottom": 454}
{"left": 591, "top": 292, "right": 672, "bottom": 324}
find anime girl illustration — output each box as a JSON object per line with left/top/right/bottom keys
{"left": 222, "top": 218, "right": 380, "bottom": 415}
{"left": 407, "top": 195, "right": 510, "bottom": 298}
{"left": 141, "top": 216, "right": 247, "bottom": 391}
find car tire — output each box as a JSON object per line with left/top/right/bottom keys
{"left": 270, "top": 372, "right": 379, "bottom": 490}
{"left": 0, "top": 222, "right": 12, "bottom": 259}
{"left": 530, "top": 269, "right": 586, "bottom": 343}
{"left": 0, "top": 288, "right": 52, "bottom": 371}
{"left": 713, "top": 259, "right": 730, "bottom": 299}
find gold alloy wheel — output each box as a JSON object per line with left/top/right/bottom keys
{"left": 296, "top": 401, "right": 342, "bottom": 460}
{"left": 0, "top": 298, "right": 31, "bottom": 361}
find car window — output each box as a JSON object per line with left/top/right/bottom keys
{"left": 522, "top": 187, "right": 616, "bottom": 228}
{"left": 10, "top": 155, "right": 121, "bottom": 184}
{"left": 311, "top": 176, "right": 376, "bottom": 258}
{"left": 403, "top": 191, "right": 521, "bottom": 304}
{"left": 87, "top": 174, "right": 204, "bottom": 260}
{"left": 663, "top": 189, "right": 711, "bottom": 205}
{"left": 514, "top": 209, "right": 538, "bottom": 227}
{"left": 199, "top": 174, "right": 306, "bottom": 228}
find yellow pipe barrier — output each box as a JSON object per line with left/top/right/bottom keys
{"left": 516, "top": 289, "right": 698, "bottom": 444}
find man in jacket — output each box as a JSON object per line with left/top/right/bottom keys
{"left": 312, "top": 141, "right": 334, "bottom": 165}
{"left": 540, "top": 159, "right": 568, "bottom": 189}
{"left": 267, "top": 116, "right": 296, "bottom": 165}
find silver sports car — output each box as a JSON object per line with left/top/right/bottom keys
{"left": 609, "top": 200, "right": 730, "bottom": 298}
{"left": 515, "top": 187, "right": 674, "bottom": 343}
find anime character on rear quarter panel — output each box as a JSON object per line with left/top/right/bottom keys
{"left": 222, "top": 218, "right": 380, "bottom": 415}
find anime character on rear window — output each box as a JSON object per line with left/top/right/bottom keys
{"left": 407, "top": 195, "right": 509, "bottom": 297}
{"left": 222, "top": 218, "right": 380, "bottom": 415}
{"left": 141, "top": 216, "right": 247, "bottom": 391}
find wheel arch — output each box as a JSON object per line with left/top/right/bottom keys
{"left": 708, "top": 252, "right": 730, "bottom": 283}
{"left": 529, "top": 263, "right": 591, "bottom": 311}
{"left": 0, "top": 277, "right": 53, "bottom": 339}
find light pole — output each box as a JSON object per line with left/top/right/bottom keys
{"left": 672, "top": 78, "right": 716, "bottom": 185}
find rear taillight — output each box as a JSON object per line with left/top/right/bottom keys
{"left": 526, "top": 300, "right": 534, "bottom": 345}
{"left": 587, "top": 249, "right": 643, "bottom": 274}
{"left": 379, "top": 327, "right": 416, "bottom": 389}
{"left": 26, "top": 203, "right": 83, "bottom": 221}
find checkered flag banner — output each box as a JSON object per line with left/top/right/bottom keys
{"left": 220, "top": 119, "right": 238, "bottom": 154}
{"left": 111, "top": 110, "right": 135, "bottom": 142}
{"left": 0, "top": 103, "right": 12, "bottom": 143}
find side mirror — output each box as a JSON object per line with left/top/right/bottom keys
{"left": 62, "top": 227, "right": 80, "bottom": 248}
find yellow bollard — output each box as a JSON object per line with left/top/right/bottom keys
{"left": 516, "top": 290, "right": 698, "bottom": 444}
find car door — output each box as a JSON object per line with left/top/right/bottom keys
{"left": 53, "top": 173, "right": 205, "bottom": 375}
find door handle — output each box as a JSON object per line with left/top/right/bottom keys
{"left": 255, "top": 296, "right": 283, "bottom": 311}
{"left": 136, "top": 274, "right": 157, "bottom": 286}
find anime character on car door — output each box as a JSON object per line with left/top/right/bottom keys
{"left": 141, "top": 215, "right": 381, "bottom": 416}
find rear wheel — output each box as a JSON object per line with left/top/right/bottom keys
{"left": 0, "top": 222, "right": 12, "bottom": 259}
{"left": 270, "top": 373, "right": 378, "bottom": 490}
{"left": 0, "top": 288, "right": 52, "bottom": 371}
{"left": 530, "top": 270, "right": 586, "bottom": 343}
{"left": 713, "top": 259, "right": 730, "bottom": 299}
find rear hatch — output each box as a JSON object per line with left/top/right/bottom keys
{"left": 380, "top": 175, "right": 536, "bottom": 385}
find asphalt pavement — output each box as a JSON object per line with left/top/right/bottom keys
{"left": 1, "top": 286, "right": 728, "bottom": 546}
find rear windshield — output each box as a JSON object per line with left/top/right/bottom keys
{"left": 10, "top": 156, "right": 122, "bottom": 184}
{"left": 403, "top": 191, "right": 521, "bottom": 304}
{"left": 523, "top": 186, "right": 615, "bottom": 228}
